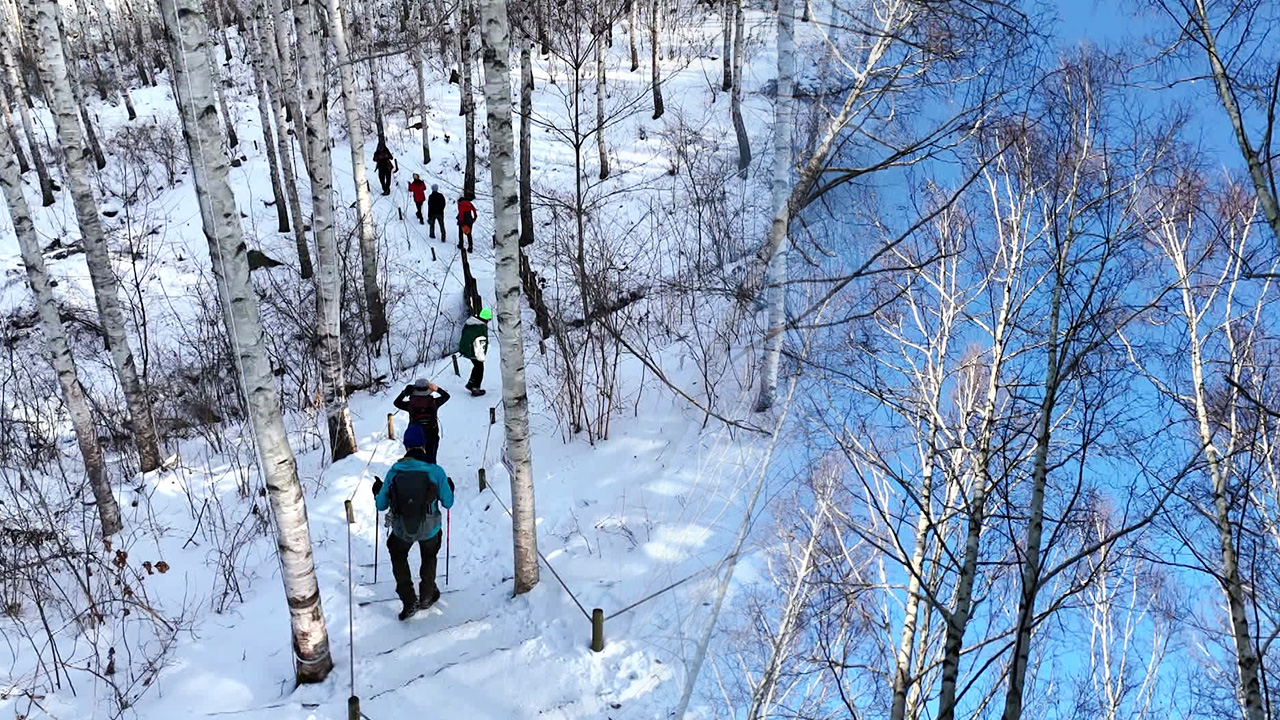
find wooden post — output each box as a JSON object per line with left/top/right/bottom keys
{"left": 478, "top": 467, "right": 487, "bottom": 491}
{"left": 344, "top": 499, "right": 356, "bottom": 525}
{"left": 347, "top": 695, "right": 360, "bottom": 720}
{"left": 452, "top": 354, "right": 460, "bottom": 376}
{"left": 386, "top": 413, "right": 395, "bottom": 439}
{"left": 489, "top": 407, "right": 496, "bottom": 425}
{"left": 591, "top": 608, "right": 605, "bottom": 652}
{"left": 397, "top": 207, "right": 403, "bottom": 221}
{"left": 431, "top": 246, "right": 437, "bottom": 261}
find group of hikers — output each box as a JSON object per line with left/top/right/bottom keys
{"left": 373, "top": 138, "right": 477, "bottom": 253}
{"left": 374, "top": 300, "right": 494, "bottom": 621}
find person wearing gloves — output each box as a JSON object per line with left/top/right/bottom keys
{"left": 373, "top": 423, "right": 455, "bottom": 621}
{"left": 392, "top": 379, "right": 450, "bottom": 463}
{"left": 459, "top": 307, "right": 490, "bottom": 396}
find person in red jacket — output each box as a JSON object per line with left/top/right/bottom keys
{"left": 457, "top": 196, "right": 477, "bottom": 252}
{"left": 408, "top": 174, "right": 428, "bottom": 224}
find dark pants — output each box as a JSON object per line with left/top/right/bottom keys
{"left": 428, "top": 212, "right": 446, "bottom": 239}
{"left": 414, "top": 200, "right": 424, "bottom": 222}
{"left": 416, "top": 423, "right": 440, "bottom": 463}
{"left": 387, "top": 531, "right": 442, "bottom": 606}
{"left": 458, "top": 224, "right": 473, "bottom": 252}
{"left": 467, "top": 359, "right": 484, "bottom": 390}
{"left": 378, "top": 166, "right": 392, "bottom": 194}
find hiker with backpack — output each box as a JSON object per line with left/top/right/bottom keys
{"left": 373, "top": 423, "right": 455, "bottom": 621}
{"left": 373, "top": 139, "right": 396, "bottom": 195}
{"left": 427, "top": 184, "right": 447, "bottom": 241}
{"left": 408, "top": 174, "right": 428, "bottom": 223}
{"left": 392, "top": 379, "right": 450, "bottom": 463}
{"left": 457, "top": 195, "right": 477, "bottom": 252}
{"left": 459, "top": 307, "right": 490, "bottom": 396}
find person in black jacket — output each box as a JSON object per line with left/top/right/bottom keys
{"left": 392, "top": 379, "right": 451, "bottom": 463}
{"left": 427, "top": 184, "right": 447, "bottom": 241}
{"left": 373, "top": 139, "right": 396, "bottom": 195}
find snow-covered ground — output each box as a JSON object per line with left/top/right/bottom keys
{"left": 0, "top": 10, "right": 786, "bottom": 720}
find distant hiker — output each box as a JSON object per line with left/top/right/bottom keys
{"left": 427, "top": 184, "right": 447, "bottom": 241}
{"left": 409, "top": 174, "right": 428, "bottom": 223}
{"left": 393, "top": 378, "right": 450, "bottom": 463}
{"left": 373, "top": 139, "right": 396, "bottom": 195}
{"left": 459, "top": 307, "right": 490, "bottom": 396}
{"left": 457, "top": 196, "right": 477, "bottom": 252}
{"left": 373, "top": 423, "right": 455, "bottom": 621}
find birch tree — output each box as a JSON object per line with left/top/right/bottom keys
{"left": 478, "top": 0, "right": 540, "bottom": 594}
{"left": 158, "top": 0, "right": 334, "bottom": 681}
{"left": 729, "top": 0, "right": 748, "bottom": 173}
{"left": 752, "top": 0, "right": 792, "bottom": 412}
{"left": 0, "top": 116, "right": 120, "bottom": 537}
{"left": 0, "top": 27, "right": 54, "bottom": 206}
{"left": 325, "top": 0, "right": 389, "bottom": 346}
{"left": 253, "top": 1, "right": 314, "bottom": 278}
{"left": 518, "top": 0, "right": 534, "bottom": 246}
{"left": 90, "top": 0, "right": 137, "bottom": 119}
{"left": 248, "top": 35, "right": 291, "bottom": 234}
{"left": 0, "top": 82, "right": 29, "bottom": 173}
{"left": 29, "top": 0, "right": 163, "bottom": 473}
{"left": 594, "top": 2, "right": 609, "bottom": 179}
{"left": 294, "top": 0, "right": 359, "bottom": 459}
{"left": 461, "top": 0, "right": 478, "bottom": 199}
{"left": 648, "top": 0, "right": 662, "bottom": 118}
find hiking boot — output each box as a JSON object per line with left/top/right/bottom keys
{"left": 398, "top": 602, "right": 418, "bottom": 621}
{"left": 418, "top": 587, "right": 441, "bottom": 610}
{"left": 470, "top": 388, "right": 486, "bottom": 397}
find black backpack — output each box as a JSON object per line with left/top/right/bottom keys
{"left": 408, "top": 392, "right": 438, "bottom": 427}
{"left": 390, "top": 469, "right": 439, "bottom": 539}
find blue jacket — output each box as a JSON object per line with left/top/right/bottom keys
{"left": 376, "top": 454, "right": 455, "bottom": 540}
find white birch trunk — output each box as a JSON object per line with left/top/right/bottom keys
{"left": 205, "top": 19, "right": 238, "bottom": 149}
{"left": 325, "top": 0, "right": 388, "bottom": 346}
{"left": 0, "top": 33, "right": 55, "bottom": 206}
{"left": 752, "top": 0, "right": 792, "bottom": 412}
{"left": 649, "top": 0, "right": 663, "bottom": 118}
{"left": 158, "top": 0, "right": 334, "bottom": 682}
{"left": 253, "top": 3, "right": 314, "bottom": 278}
{"left": 31, "top": 0, "right": 162, "bottom": 473}
{"left": 627, "top": 0, "right": 638, "bottom": 71}
{"left": 269, "top": 0, "right": 309, "bottom": 171}
{"left": 91, "top": 0, "right": 137, "bottom": 119}
{"left": 594, "top": 10, "right": 609, "bottom": 180}
{"left": 294, "top": 0, "right": 359, "bottom": 460}
{"left": 250, "top": 54, "right": 291, "bottom": 233}
{"left": 0, "top": 122, "right": 120, "bottom": 537}
{"left": 0, "top": 82, "right": 28, "bottom": 173}
{"left": 519, "top": 16, "right": 533, "bottom": 247}
{"left": 413, "top": 43, "right": 430, "bottom": 163}
{"left": 730, "top": 0, "right": 749, "bottom": 174}
{"left": 721, "top": 0, "right": 732, "bottom": 90}
{"left": 477, "top": 0, "right": 540, "bottom": 594}
{"left": 55, "top": 11, "right": 108, "bottom": 170}
{"left": 461, "top": 0, "right": 478, "bottom": 199}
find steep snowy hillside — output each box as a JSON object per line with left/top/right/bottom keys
{"left": 0, "top": 8, "right": 786, "bottom": 719}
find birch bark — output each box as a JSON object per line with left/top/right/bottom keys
{"left": 478, "top": 0, "right": 540, "bottom": 594}
{"left": 30, "top": 0, "right": 162, "bottom": 473}
{"left": 0, "top": 121, "right": 120, "bottom": 537}
{"left": 159, "top": 0, "right": 334, "bottom": 682}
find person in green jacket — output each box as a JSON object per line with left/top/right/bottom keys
{"left": 459, "top": 307, "right": 490, "bottom": 397}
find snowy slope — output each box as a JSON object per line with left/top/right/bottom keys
{"left": 0, "top": 10, "right": 787, "bottom": 719}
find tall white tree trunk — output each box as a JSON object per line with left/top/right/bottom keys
{"left": 752, "top": 0, "right": 792, "bottom": 412}
{"left": 253, "top": 2, "right": 314, "bottom": 278}
{"left": 518, "top": 11, "right": 533, "bottom": 247}
{"left": 325, "top": 0, "right": 388, "bottom": 346}
{"left": 53, "top": 11, "right": 108, "bottom": 169}
{"left": 0, "top": 83, "right": 29, "bottom": 173}
{"left": 30, "top": 0, "right": 162, "bottom": 473}
{"left": 461, "top": 0, "right": 478, "bottom": 199}
{"left": 730, "top": 0, "right": 749, "bottom": 174}
{"left": 721, "top": 0, "right": 732, "bottom": 90}
{"left": 627, "top": 0, "right": 638, "bottom": 71}
{"left": 205, "top": 19, "right": 239, "bottom": 149}
{"left": 649, "top": 0, "right": 663, "bottom": 118}
{"left": 293, "top": 0, "right": 359, "bottom": 460}
{"left": 365, "top": 0, "right": 385, "bottom": 140}
{"left": 413, "top": 43, "right": 430, "bottom": 163}
{"left": 478, "top": 0, "right": 540, "bottom": 594}
{"left": 158, "top": 0, "right": 334, "bottom": 682}
{"left": 268, "top": 0, "right": 309, "bottom": 170}
{"left": 91, "top": 0, "right": 137, "bottom": 119}
{"left": 250, "top": 50, "right": 291, "bottom": 233}
{"left": 0, "top": 122, "right": 120, "bottom": 537}
{"left": 0, "top": 33, "right": 55, "bottom": 206}
{"left": 594, "top": 8, "right": 609, "bottom": 180}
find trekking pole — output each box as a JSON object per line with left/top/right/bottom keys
{"left": 373, "top": 511, "right": 380, "bottom": 584}
{"left": 445, "top": 510, "right": 451, "bottom": 586}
